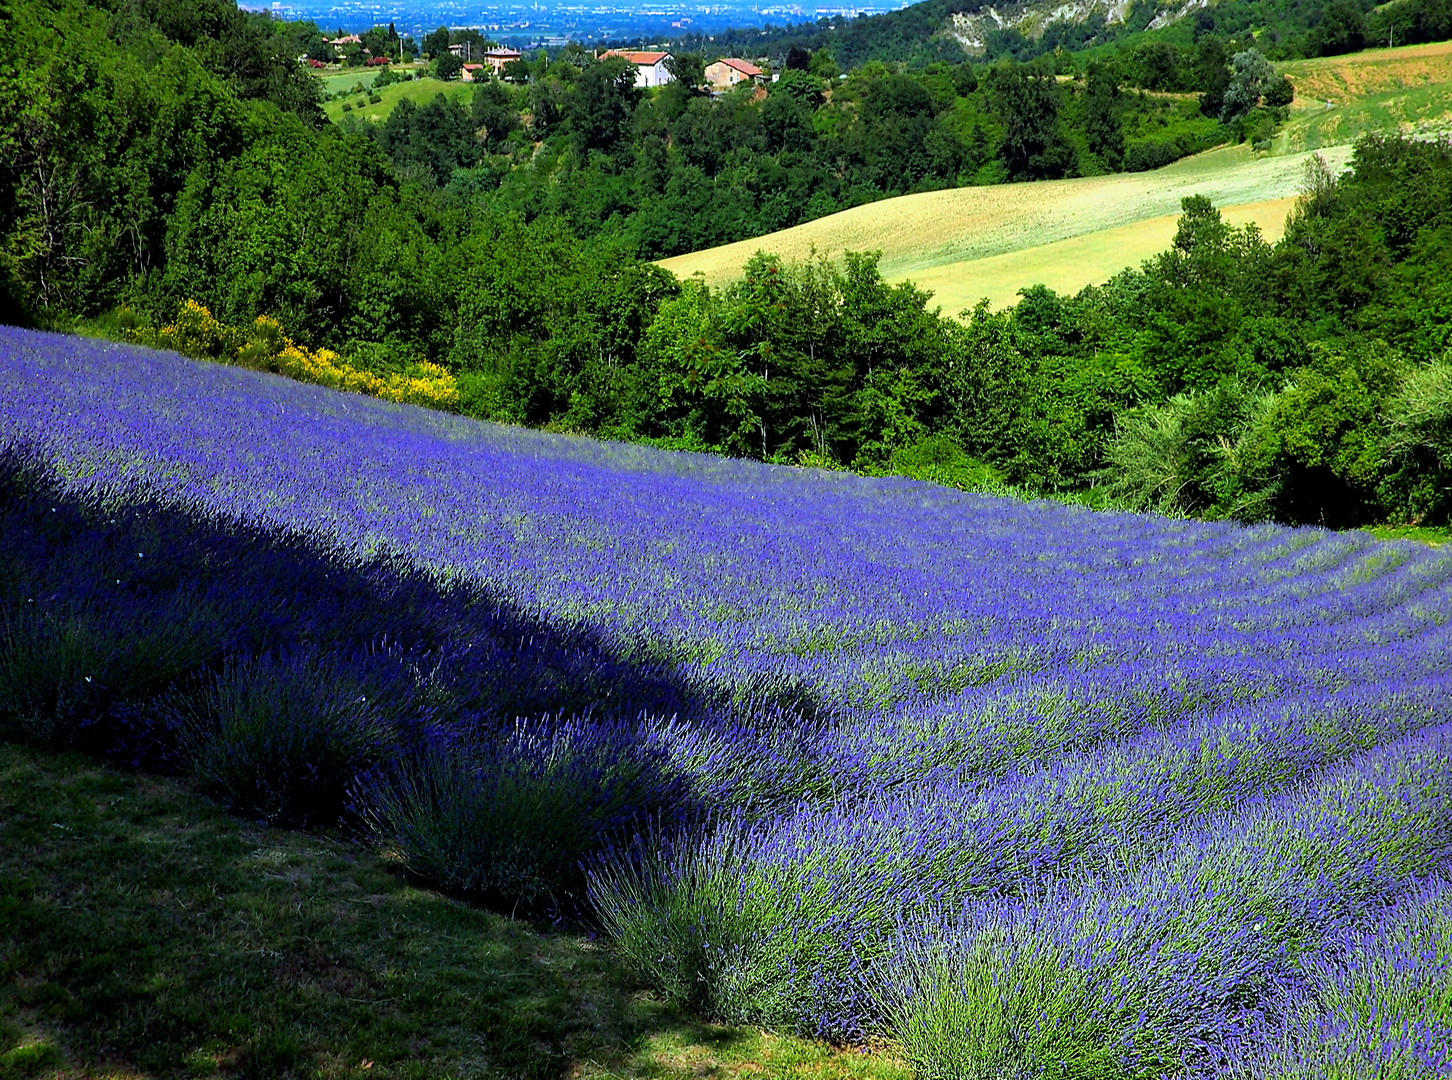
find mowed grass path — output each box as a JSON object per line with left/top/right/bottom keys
{"left": 0, "top": 742, "right": 908, "bottom": 1080}
{"left": 658, "top": 145, "right": 1350, "bottom": 312}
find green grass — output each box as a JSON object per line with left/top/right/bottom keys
{"left": 323, "top": 77, "right": 473, "bottom": 125}
{"left": 1274, "top": 84, "right": 1452, "bottom": 154}
{"left": 1364, "top": 523, "right": 1451, "bottom": 546}
{"left": 0, "top": 741, "right": 908, "bottom": 1080}
{"left": 312, "top": 65, "right": 429, "bottom": 97}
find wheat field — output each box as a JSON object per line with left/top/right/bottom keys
{"left": 658, "top": 146, "right": 1351, "bottom": 309}
{"left": 659, "top": 41, "right": 1452, "bottom": 313}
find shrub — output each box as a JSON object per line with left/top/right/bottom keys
{"left": 1381, "top": 354, "right": 1452, "bottom": 524}
{"left": 362, "top": 715, "right": 692, "bottom": 913}
{"left": 889, "top": 434, "right": 1008, "bottom": 493}
{"left": 172, "top": 650, "right": 394, "bottom": 827}
{"left": 1104, "top": 382, "right": 1276, "bottom": 519}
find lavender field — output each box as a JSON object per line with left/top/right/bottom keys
{"left": 2, "top": 326, "right": 1450, "bottom": 1079}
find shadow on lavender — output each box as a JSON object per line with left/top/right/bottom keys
{"left": 0, "top": 443, "right": 821, "bottom": 917}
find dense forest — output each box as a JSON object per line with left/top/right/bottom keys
{"left": 335, "top": 41, "right": 1290, "bottom": 258}
{"left": 2, "top": 0, "right": 1451, "bottom": 530}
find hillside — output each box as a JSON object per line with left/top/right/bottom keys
{"left": 1273, "top": 38, "right": 1452, "bottom": 152}
{"left": 658, "top": 144, "right": 1351, "bottom": 310}
{"left": 4, "top": 328, "right": 1451, "bottom": 1077}
{"left": 661, "top": 40, "right": 1452, "bottom": 311}
{"left": 322, "top": 74, "right": 473, "bottom": 124}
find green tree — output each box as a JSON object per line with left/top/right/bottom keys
{"left": 645, "top": 280, "right": 767, "bottom": 455}
{"left": 1242, "top": 345, "right": 1405, "bottom": 525}
{"left": 1220, "top": 48, "right": 1274, "bottom": 123}
{"left": 565, "top": 56, "right": 639, "bottom": 153}
{"left": 986, "top": 63, "right": 1075, "bottom": 180}
{"left": 1083, "top": 61, "right": 1125, "bottom": 171}
{"left": 1381, "top": 355, "right": 1452, "bottom": 523}
{"left": 1309, "top": 1, "right": 1367, "bottom": 56}
{"left": 422, "top": 26, "right": 450, "bottom": 58}
{"left": 435, "top": 51, "right": 463, "bottom": 81}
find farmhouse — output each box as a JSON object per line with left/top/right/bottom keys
{"left": 482, "top": 47, "right": 522, "bottom": 74}
{"left": 461, "top": 63, "right": 484, "bottom": 81}
{"left": 600, "top": 49, "right": 674, "bottom": 88}
{"left": 705, "top": 57, "right": 764, "bottom": 91}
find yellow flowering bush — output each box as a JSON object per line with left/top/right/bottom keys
{"left": 274, "top": 342, "right": 459, "bottom": 410}
{"left": 135, "top": 299, "right": 247, "bottom": 359}
{"left": 130, "top": 302, "right": 458, "bottom": 412}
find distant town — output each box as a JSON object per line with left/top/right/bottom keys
{"left": 252, "top": 0, "right": 908, "bottom": 47}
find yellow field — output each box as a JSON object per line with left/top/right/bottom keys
{"left": 1279, "top": 39, "right": 1452, "bottom": 104}
{"left": 659, "top": 39, "right": 1452, "bottom": 315}
{"left": 659, "top": 146, "right": 1351, "bottom": 311}
{"left": 907, "top": 196, "right": 1299, "bottom": 313}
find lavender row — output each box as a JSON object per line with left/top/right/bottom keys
{"left": 1221, "top": 874, "right": 1452, "bottom": 1079}
{"left": 6, "top": 331, "right": 1449, "bottom": 676}
{"left": 587, "top": 681, "right": 1450, "bottom": 1036}
{"left": 876, "top": 723, "right": 1452, "bottom": 1078}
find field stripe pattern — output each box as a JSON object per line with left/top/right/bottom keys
{"left": 2, "top": 328, "right": 1449, "bottom": 1078}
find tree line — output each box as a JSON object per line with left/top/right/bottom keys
{"left": 342, "top": 41, "right": 1287, "bottom": 259}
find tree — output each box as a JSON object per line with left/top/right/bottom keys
{"left": 361, "top": 23, "right": 400, "bottom": 63}
{"left": 987, "top": 63, "right": 1075, "bottom": 180}
{"left": 565, "top": 56, "right": 639, "bottom": 153}
{"left": 1195, "top": 37, "right": 1231, "bottom": 119}
{"left": 422, "top": 26, "right": 449, "bottom": 58}
{"left": 664, "top": 52, "right": 705, "bottom": 89}
{"left": 1309, "top": 1, "right": 1367, "bottom": 56}
{"left": 435, "top": 51, "right": 462, "bottom": 81}
{"left": 1264, "top": 74, "right": 1295, "bottom": 109}
{"left": 1220, "top": 48, "right": 1275, "bottom": 122}
{"left": 1382, "top": 356, "right": 1452, "bottom": 523}
{"left": 1083, "top": 61, "right": 1124, "bottom": 170}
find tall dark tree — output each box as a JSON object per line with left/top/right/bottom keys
{"left": 1083, "top": 61, "right": 1125, "bottom": 171}
{"left": 987, "top": 63, "right": 1075, "bottom": 180}
{"left": 566, "top": 57, "right": 639, "bottom": 154}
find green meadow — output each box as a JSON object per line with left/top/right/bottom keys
{"left": 0, "top": 742, "right": 909, "bottom": 1080}
{"left": 322, "top": 75, "right": 474, "bottom": 125}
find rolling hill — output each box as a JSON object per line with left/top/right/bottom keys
{"left": 659, "top": 144, "right": 1350, "bottom": 312}
{"left": 660, "top": 40, "right": 1452, "bottom": 313}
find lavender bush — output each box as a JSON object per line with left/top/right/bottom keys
{"left": 2, "top": 325, "right": 1449, "bottom": 1067}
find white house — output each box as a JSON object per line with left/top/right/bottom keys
{"left": 600, "top": 49, "right": 674, "bottom": 88}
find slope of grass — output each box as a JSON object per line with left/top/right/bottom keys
{"left": 896, "top": 195, "right": 1298, "bottom": 313}
{"left": 0, "top": 741, "right": 908, "bottom": 1080}
{"left": 1279, "top": 39, "right": 1452, "bottom": 104}
{"left": 657, "top": 146, "right": 1350, "bottom": 305}
{"left": 322, "top": 77, "right": 473, "bottom": 124}
{"left": 660, "top": 40, "right": 1452, "bottom": 311}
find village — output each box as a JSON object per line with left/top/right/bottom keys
{"left": 313, "top": 26, "right": 774, "bottom": 91}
